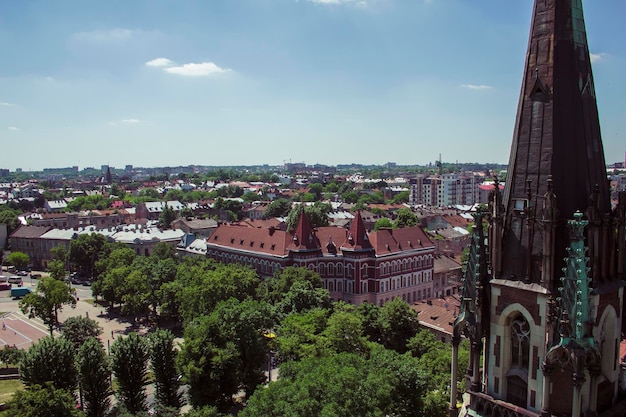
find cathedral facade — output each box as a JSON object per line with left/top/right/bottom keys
{"left": 451, "top": 1, "right": 626, "bottom": 417}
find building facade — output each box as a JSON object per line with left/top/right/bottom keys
{"left": 205, "top": 210, "right": 436, "bottom": 306}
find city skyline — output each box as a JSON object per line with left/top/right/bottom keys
{"left": 1, "top": 0, "right": 624, "bottom": 171}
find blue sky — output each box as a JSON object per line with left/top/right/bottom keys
{"left": 1, "top": 0, "right": 624, "bottom": 171}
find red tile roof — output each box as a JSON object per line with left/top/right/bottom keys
{"left": 412, "top": 296, "right": 461, "bottom": 337}
{"left": 368, "top": 226, "right": 434, "bottom": 255}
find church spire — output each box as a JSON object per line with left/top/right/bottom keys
{"left": 498, "top": 0, "right": 610, "bottom": 285}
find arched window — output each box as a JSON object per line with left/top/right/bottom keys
{"left": 507, "top": 314, "right": 530, "bottom": 407}
{"left": 337, "top": 264, "right": 343, "bottom": 276}
{"left": 319, "top": 263, "right": 326, "bottom": 276}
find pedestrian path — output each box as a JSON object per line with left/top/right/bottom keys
{"left": 0, "top": 312, "right": 50, "bottom": 349}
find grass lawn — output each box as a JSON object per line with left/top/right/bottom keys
{"left": 0, "top": 378, "right": 23, "bottom": 406}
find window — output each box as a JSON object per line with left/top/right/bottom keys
{"left": 511, "top": 315, "right": 530, "bottom": 369}
{"left": 507, "top": 314, "right": 530, "bottom": 407}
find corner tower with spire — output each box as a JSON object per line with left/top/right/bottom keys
{"left": 452, "top": 1, "right": 626, "bottom": 417}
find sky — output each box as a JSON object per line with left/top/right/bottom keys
{"left": 1, "top": 0, "right": 624, "bottom": 171}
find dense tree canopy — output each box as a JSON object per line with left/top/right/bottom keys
{"left": 61, "top": 316, "right": 103, "bottom": 349}
{"left": 19, "top": 336, "right": 77, "bottom": 393}
{"left": 8, "top": 251, "right": 30, "bottom": 269}
{"left": 242, "top": 350, "right": 428, "bottom": 417}
{"left": 111, "top": 333, "right": 149, "bottom": 414}
{"left": 77, "top": 337, "right": 112, "bottom": 417}
{"left": 7, "top": 383, "right": 84, "bottom": 417}
{"left": 69, "top": 233, "right": 112, "bottom": 278}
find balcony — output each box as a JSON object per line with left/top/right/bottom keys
{"left": 468, "top": 391, "right": 539, "bottom": 417}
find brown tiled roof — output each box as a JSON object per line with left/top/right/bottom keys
{"left": 412, "top": 296, "right": 461, "bottom": 337}
{"left": 41, "top": 213, "right": 69, "bottom": 219}
{"left": 9, "top": 225, "right": 52, "bottom": 238}
{"left": 433, "top": 255, "right": 462, "bottom": 274}
{"left": 208, "top": 224, "right": 292, "bottom": 256}
{"left": 443, "top": 214, "right": 472, "bottom": 229}
{"left": 368, "top": 226, "right": 434, "bottom": 255}
{"left": 240, "top": 218, "right": 285, "bottom": 230}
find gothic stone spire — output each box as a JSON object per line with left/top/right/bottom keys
{"left": 499, "top": 0, "right": 610, "bottom": 285}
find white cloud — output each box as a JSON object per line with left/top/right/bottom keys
{"left": 163, "top": 62, "right": 230, "bottom": 77}
{"left": 461, "top": 84, "right": 492, "bottom": 90}
{"left": 109, "top": 119, "right": 141, "bottom": 126}
{"left": 8, "top": 126, "right": 20, "bottom": 131}
{"left": 590, "top": 52, "right": 607, "bottom": 63}
{"left": 146, "top": 58, "right": 174, "bottom": 67}
{"left": 0, "top": 102, "right": 15, "bottom": 107}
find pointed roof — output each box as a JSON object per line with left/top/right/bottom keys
{"left": 499, "top": 0, "right": 611, "bottom": 283}
{"left": 341, "top": 210, "right": 373, "bottom": 252}
{"left": 288, "top": 205, "right": 321, "bottom": 252}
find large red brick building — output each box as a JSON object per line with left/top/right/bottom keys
{"left": 206, "top": 209, "right": 436, "bottom": 306}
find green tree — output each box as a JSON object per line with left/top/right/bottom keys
{"left": 0, "top": 345, "right": 24, "bottom": 368}
{"left": 8, "top": 251, "right": 30, "bottom": 269}
{"left": 77, "top": 337, "right": 112, "bottom": 417}
{"left": 285, "top": 202, "right": 331, "bottom": 232}
{"left": 47, "top": 259, "right": 67, "bottom": 280}
{"left": 19, "top": 336, "right": 78, "bottom": 392}
{"left": 49, "top": 243, "right": 70, "bottom": 262}
{"left": 19, "top": 277, "right": 77, "bottom": 336}
{"left": 262, "top": 198, "right": 292, "bottom": 219}
{"left": 179, "top": 299, "right": 274, "bottom": 409}
{"left": 308, "top": 183, "right": 324, "bottom": 201}
{"left": 178, "top": 314, "right": 239, "bottom": 411}
{"left": 159, "top": 205, "right": 177, "bottom": 228}
{"left": 183, "top": 406, "right": 227, "bottom": 417}
{"left": 111, "top": 333, "right": 149, "bottom": 414}
{"left": 274, "top": 279, "right": 332, "bottom": 317}
{"left": 164, "top": 189, "right": 184, "bottom": 202}
{"left": 69, "top": 233, "right": 111, "bottom": 278}
{"left": 148, "top": 329, "right": 183, "bottom": 410}
{"left": 151, "top": 242, "right": 176, "bottom": 261}
{"left": 177, "top": 263, "right": 262, "bottom": 324}
{"left": 274, "top": 308, "right": 330, "bottom": 363}
{"left": 392, "top": 190, "right": 410, "bottom": 204}
{"left": 265, "top": 266, "right": 324, "bottom": 304}
{"left": 377, "top": 297, "right": 420, "bottom": 353}
{"left": 394, "top": 207, "right": 419, "bottom": 228}
{"left": 321, "top": 306, "right": 369, "bottom": 355}
{"left": 373, "top": 217, "right": 393, "bottom": 231}
{"left": 341, "top": 190, "right": 359, "bottom": 204}
{"left": 7, "top": 383, "right": 84, "bottom": 417}
{"left": 241, "top": 353, "right": 395, "bottom": 417}
{"left": 61, "top": 316, "right": 103, "bottom": 349}
{"left": 0, "top": 209, "right": 21, "bottom": 235}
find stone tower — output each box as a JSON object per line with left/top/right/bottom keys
{"left": 451, "top": 1, "right": 626, "bottom": 417}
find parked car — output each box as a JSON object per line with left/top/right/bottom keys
{"left": 17, "top": 271, "right": 28, "bottom": 276}
{"left": 8, "top": 276, "right": 22, "bottom": 284}
{"left": 31, "top": 273, "right": 42, "bottom": 279}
